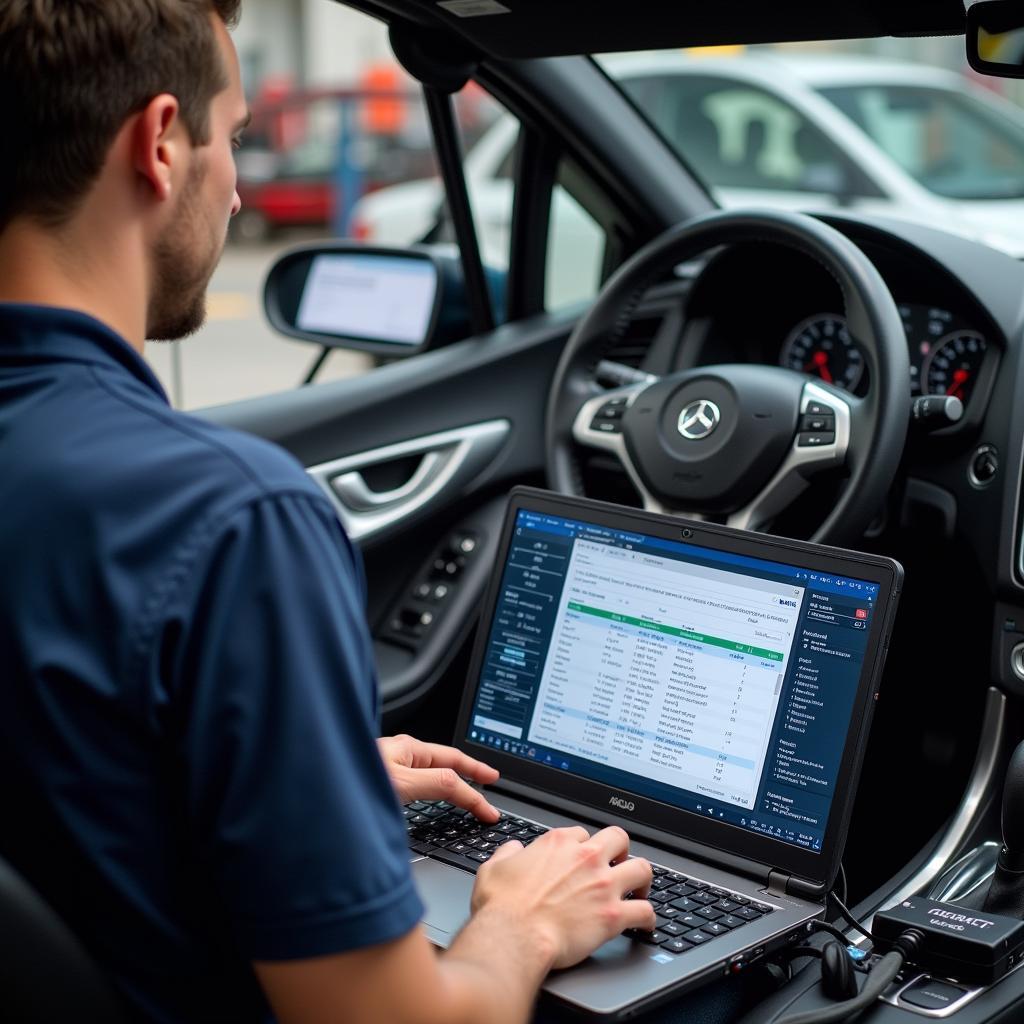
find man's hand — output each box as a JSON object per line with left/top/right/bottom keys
{"left": 468, "top": 825, "right": 655, "bottom": 970}
{"left": 377, "top": 734, "right": 500, "bottom": 822}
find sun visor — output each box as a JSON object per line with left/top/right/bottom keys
{"left": 421, "top": 0, "right": 966, "bottom": 59}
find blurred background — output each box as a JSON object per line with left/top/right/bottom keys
{"left": 147, "top": 3, "right": 1024, "bottom": 409}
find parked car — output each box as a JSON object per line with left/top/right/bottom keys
{"left": 353, "top": 51, "right": 1024, "bottom": 263}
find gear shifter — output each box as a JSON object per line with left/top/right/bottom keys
{"left": 984, "top": 739, "right": 1024, "bottom": 918}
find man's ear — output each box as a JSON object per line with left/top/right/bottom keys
{"left": 132, "top": 94, "right": 185, "bottom": 202}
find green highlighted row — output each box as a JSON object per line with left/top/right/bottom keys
{"left": 567, "top": 601, "right": 784, "bottom": 662}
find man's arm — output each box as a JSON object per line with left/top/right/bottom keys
{"left": 254, "top": 825, "right": 655, "bottom": 1024}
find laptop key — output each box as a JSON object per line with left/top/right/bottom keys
{"left": 650, "top": 877, "right": 673, "bottom": 891}
{"left": 731, "top": 895, "right": 750, "bottom": 906}
{"left": 652, "top": 866, "right": 667, "bottom": 876}
{"left": 660, "top": 921, "right": 687, "bottom": 937}
{"left": 430, "top": 848, "right": 481, "bottom": 873}
{"left": 683, "top": 929, "right": 714, "bottom": 945}
{"left": 675, "top": 913, "right": 705, "bottom": 930}
{"left": 632, "top": 930, "right": 668, "bottom": 945}
{"left": 668, "top": 883, "right": 695, "bottom": 898}
{"left": 669, "top": 896, "right": 698, "bottom": 912}
{"left": 702, "top": 922, "right": 731, "bottom": 937}
{"left": 733, "top": 907, "right": 762, "bottom": 921}
{"left": 650, "top": 891, "right": 675, "bottom": 905}
{"left": 708, "top": 887, "right": 729, "bottom": 899}
{"left": 689, "top": 891, "right": 717, "bottom": 906}
{"left": 715, "top": 899, "right": 740, "bottom": 913}
{"left": 696, "top": 906, "right": 723, "bottom": 922}
{"left": 467, "top": 851, "right": 492, "bottom": 863}
{"left": 658, "top": 905, "right": 680, "bottom": 919}
{"left": 662, "top": 937, "right": 694, "bottom": 954}
{"left": 752, "top": 902, "right": 774, "bottom": 914}
{"left": 719, "top": 915, "right": 745, "bottom": 930}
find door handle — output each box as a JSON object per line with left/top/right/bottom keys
{"left": 329, "top": 452, "right": 443, "bottom": 512}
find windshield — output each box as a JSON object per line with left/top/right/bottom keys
{"left": 597, "top": 46, "right": 1024, "bottom": 218}
{"left": 820, "top": 84, "right": 1024, "bottom": 200}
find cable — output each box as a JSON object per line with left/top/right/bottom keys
{"left": 827, "top": 890, "right": 875, "bottom": 944}
{"left": 770, "top": 930, "right": 922, "bottom": 1024}
{"left": 837, "top": 862, "right": 848, "bottom": 905}
{"left": 781, "top": 945, "right": 825, "bottom": 962}
{"left": 808, "top": 920, "right": 857, "bottom": 947}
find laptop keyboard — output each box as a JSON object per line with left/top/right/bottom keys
{"left": 405, "top": 800, "right": 775, "bottom": 955}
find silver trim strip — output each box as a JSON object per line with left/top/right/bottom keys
{"left": 727, "top": 381, "right": 850, "bottom": 532}
{"left": 854, "top": 687, "right": 1008, "bottom": 941}
{"left": 307, "top": 420, "right": 509, "bottom": 542}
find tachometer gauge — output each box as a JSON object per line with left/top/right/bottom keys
{"left": 780, "top": 314, "right": 864, "bottom": 392}
{"left": 923, "top": 331, "right": 987, "bottom": 403}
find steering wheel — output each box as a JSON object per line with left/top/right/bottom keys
{"left": 546, "top": 209, "right": 910, "bottom": 545}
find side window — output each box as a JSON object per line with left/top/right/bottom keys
{"left": 144, "top": 5, "right": 507, "bottom": 410}
{"left": 621, "top": 74, "right": 878, "bottom": 199}
{"left": 545, "top": 161, "right": 610, "bottom": 310}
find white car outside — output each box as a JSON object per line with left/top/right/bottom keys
{"left": 351, "top": 53, "right": 1024, "bottom": 302}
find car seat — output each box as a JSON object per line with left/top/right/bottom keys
{"left": 0, "top": 853, "right": 128, "bottom": 1022}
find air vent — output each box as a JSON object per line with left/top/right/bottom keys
{"left": 605, "top": 314, "right": 664, "bottom": 371}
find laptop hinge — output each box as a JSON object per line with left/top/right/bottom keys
{"left": 767, "top": 869, "right": 791, "bottom": 899}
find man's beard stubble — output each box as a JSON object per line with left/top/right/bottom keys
{"left": 147, "top": 157, "right": 225, "bottom": 342}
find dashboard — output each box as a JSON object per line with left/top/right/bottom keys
{"left": 679, "top": 236, "right": 1004, "bottom": 421}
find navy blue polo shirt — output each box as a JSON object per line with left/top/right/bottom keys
{"left": 0, "top": 305, "right": 423, "bottom": 1022}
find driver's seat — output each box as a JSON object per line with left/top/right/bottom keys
{"left": 0, "top": 853, "right": 128, "bottom": 1022}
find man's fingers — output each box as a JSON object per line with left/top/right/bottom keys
{"left": 618, "top": 898, "right": 657, "bottom": 933}
{"left": 585, "top": 825, "right": 631, "bottom": 863}
{"left": 405, "top": 767, "right": 500, "bottom": 821}
{"left": 487, "top": 839, "right": 523, "bottom": 864}
{"left": 413, "top": 741, "right": 500, "bottom": 784}
{"left": 611, "top": 857, "right": 653, "bottom": 900}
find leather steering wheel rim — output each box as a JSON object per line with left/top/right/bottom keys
{"left": 545, "top": 209, "right": 910, "bottom": 545}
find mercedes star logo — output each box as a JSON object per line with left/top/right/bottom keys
{"left": 678, "top": 399, "right": 721, "bottom": 440}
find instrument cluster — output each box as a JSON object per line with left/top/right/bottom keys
{"left": 779, "top": 305, "right": 988, "bottom": 404}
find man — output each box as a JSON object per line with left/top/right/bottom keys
{"left": 0, "top": 3, "right": 655, "bottom": 1022}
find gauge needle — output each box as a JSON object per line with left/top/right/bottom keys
{"left": 804, "top": 350, "right": 833, "bottom": 384}
{"left": 947, "top": 368, "right": 969, "bottom": 398}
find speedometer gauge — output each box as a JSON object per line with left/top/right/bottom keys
{"left": 780, "top": 314, "right": 864, "bottom": 392}
{"left": 923, "top": 331, "right": 987, "bottom": 403}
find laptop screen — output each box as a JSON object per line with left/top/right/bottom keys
{"left": 463, "top": 506, "right": 882, "bottom": 855}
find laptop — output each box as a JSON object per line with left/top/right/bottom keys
{"left": 405, "top": 487, "right": 902, "bottom": 1019}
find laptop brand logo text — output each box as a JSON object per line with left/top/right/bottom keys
{"left": 678, "top": 399, "right": 721, "bottom": 440}
{"left": 609, "top": 796, "right": 636, "bottom": 812}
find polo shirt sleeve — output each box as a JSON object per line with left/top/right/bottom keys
{"left": 166, "top": 490, "right": 424, "bottom": 961}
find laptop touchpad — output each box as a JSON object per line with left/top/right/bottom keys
{"left": 412, "top": 858, "right": 474, "bottom": 937}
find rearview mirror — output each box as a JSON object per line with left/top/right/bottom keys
{"left": 265, "top": 243, "right": 483, "bottom": 358}
{"left": 967, "top": 0, "right": 1024, "bottom": 79}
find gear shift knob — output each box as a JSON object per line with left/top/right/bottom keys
{"left": 984, "top": 740, "right": 1024, "bottom": 917}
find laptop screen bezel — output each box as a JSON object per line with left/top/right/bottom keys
{"left": 453, "top": 487, "right": 901, "bottom": 891}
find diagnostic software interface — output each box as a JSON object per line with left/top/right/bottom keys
{"left": 465, "top": 509, "right": 880, "bottom": 852}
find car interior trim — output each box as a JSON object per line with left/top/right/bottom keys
{"left": 306, "top": 419, "right": 510, "bottom": 541}
{"left": 854, "top": 686, "right": 1010, "bottom": 941}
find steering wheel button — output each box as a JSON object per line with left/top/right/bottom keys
{"left": 797, "top": 431, "right": 836, "bottom": 447}
{"left": 800, "top": 414, "right": 835, "bottom": 432}
{"left": 805, "top": 401, "right": 833, "bottom": 416}
{"left": 592, "top": 419, "right": 622, "bottom": 433}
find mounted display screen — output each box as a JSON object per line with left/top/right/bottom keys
{"left": 296, "top": 253, "right": 438, "bottom": 345}
{"left": 462, "top": 503, "right": 885, "bottom": 856}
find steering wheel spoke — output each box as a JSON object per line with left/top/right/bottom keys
{"left": 727, "top": 381, "right": 851, "bottom": 532}
{"left": 571, "top": 383, "right": 668, "bottom": 512}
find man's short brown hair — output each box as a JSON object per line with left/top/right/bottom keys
{"left": 0, "top": 0, "right": 241, "bottom": 230}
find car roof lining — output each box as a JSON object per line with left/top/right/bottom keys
{"left": 335, "top": 0, "right": 966, "bottom": 60}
